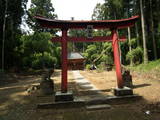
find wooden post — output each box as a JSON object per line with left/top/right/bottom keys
{"left": 112, "top": 29, "right": 124, "bottom": 88}
{"left": 61, "top": 29, "right": 68, "bottom": 93}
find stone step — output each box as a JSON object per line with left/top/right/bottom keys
{"left": 86, "top": 104, "right": 111, "bottom": 110}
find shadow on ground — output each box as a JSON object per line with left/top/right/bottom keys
{"left": 133, "top": 83, "right": 151, "bottom": 89}
{"left": 0, "top": 71, "right": 160, "bottom": 120}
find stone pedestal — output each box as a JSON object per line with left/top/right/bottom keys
{"left": 40, "top": 79, "right": 54, "bottom": 95}
{"left": 114, "top": 87, "right": 133, "bottom": 96}
{"left": 55, "top": 91, "right": 73, "bottom": 102}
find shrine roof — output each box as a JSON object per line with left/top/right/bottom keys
{"left": 35, "top": 15, "right": 139, "bottom": 29}
{"left": 67, "top": 52, "right": 84, "bottom": 60}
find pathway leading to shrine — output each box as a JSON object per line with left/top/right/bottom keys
{"left": 72, "top": 70, "right": 101, "bottom": 92}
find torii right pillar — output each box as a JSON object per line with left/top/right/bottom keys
{"left": 112, "top": 29, "right": 133, "bottom": 96}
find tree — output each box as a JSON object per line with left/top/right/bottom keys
{"left": 21, "top": 32, "right": 58, "bottom": 69}
{"left": 140, "top": 0, "right": 148, "bottom": 64}
{"left": 149, "top": 0, "right": 157, "bottom": 60}
{"left": 2, "top": 0, "right": 7, "bottom": 71}
{"left": 92, "top": 3, "right": 105, "bottom": 20}
{"left": 27, "top": 0, "right": 57, "bottom": 32}
{"left": 128, "top": 27, "right": 133, "bottom": 66}
{"left": 26, "top": 0, "right": 60, "bottom": 69}
{"left": 126, "top": 46, "right": 143, "bottom": 65}
{"left": 0, "top": 0, "right": 28, "bottom": 70}
{"left": 83, "top": 42, "right": 113, "bottom": 67}
{"left": 68, "top": 26, "right": 87, "bottom": 53}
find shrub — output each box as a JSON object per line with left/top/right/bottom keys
{"left": 85, "top": 64, "right": 91, "bottom": 70}
{"left": 126, "top": 47, "right": 143, "bottom": 65}
{"left": 97, "top": 62, "right": 105, "bottom": 70}
{"left": 31, "top": 52, "right": 57, "bottom": 69}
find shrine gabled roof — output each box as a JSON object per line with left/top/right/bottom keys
{"left": 68, "top": 52, "right": 85, "bottom": 60}
{"left": 34, "top": 15, "right": 139, "bottom": 29}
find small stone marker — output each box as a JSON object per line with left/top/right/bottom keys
{"left": 86, "top": 104, "right": 111, "bottom": 110}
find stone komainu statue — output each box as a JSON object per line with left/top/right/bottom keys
{"left": 122, "top": 70, "right": 133, "bottom": 88}
{"left": 40, "top": 68, "right": 54, "bottom": 95}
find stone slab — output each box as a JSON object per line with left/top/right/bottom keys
{"left": 37, "top": 100, "right": 85, "bottom": 109}
{"left": 37, "top": 95, "right": 142, "bottom": 109}
{"left": 86, "top": 94, "right": 142, "bottom": 105}
{"left": 86, "top": 104, "right": 111, "bottom": 110}
{"left": 55, "top": 91, "right": 74, "bottom": 102}
{"left": 114, "top": 87, "right": 133, "bottom": 96}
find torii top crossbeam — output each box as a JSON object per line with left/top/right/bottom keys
{"left": 35, "top": 16, "right": 139, "bottom": 94}
{"left": 35, "top": 16, "right": 139, "bottom": 29}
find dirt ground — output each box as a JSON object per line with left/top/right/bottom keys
{"left": 80, "top": 70, "right": 160, "bottom": 102}
{"left": 0, "top": 69, "right": 160, "bottom": 120}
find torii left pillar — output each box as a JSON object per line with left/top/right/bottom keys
{"left": 55, "top": 29, "right": 74, "bottom": 102}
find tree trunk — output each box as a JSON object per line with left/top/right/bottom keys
{"left": 140, "top": 0, "right": 148, "bottom": 64}
{"left": 42, "top": 52, "right": 45, "bottom": 70}
{"left": 119, "top": 42, "right": 122, "bottom": 64}
{"left": 128, "top": 27, "right": 133, "bottom": 66}
{"left": 72, "top": 42, "right": 75, "bottom": 52}
{"left": 2, "top": 0, "right": 8, "bottom": 71}
{"left": 149, "top": 0, "right": 157, "bottom": 60}
{"left": 135, "top": 23, "right": 140, "bottom": 46}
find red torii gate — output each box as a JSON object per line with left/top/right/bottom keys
{"left": 35, "top": 16, "right": 139, "bottom": 99}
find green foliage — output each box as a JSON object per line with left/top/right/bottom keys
{"left": 83, "top": 44, "right": 97, "bottom": 64}
{"left": 83, "top": 42, "right": 113, "bottom": 66}
{"left": 0, "top": 0, "right": 28, "bottom": 69}
{"left": 20, "top": 32, "right": 60, "bottom": 69}
{"left": 91, "top": 0, "right": 160, "bottom": 65}
{"left": 129, "top": 59, "right": 160, "bottom": 72}
{"left": 112, "top": 0, "right": 123, "bottom": 8}
{"left": 103, "top": 42, "right": 112, "bottom": 51}
{"left": 21, "top": 32, "right": 53, "bottom": 54}
{"left": 27, "top": 0, "right": 57, "bottom": 32}
{"left": 126, "top": 47, "right": 143, "bottom": 65}
{"left": 31, "top": 52, "right": 56, "bottom": 69}
{"left": 97, "top": 62, "right": 106, "bottom": 71}
{"left": 1, "top": 0, "right": 160, "bottom": 71}
{"left": 85, "top": 64, "right": 91, "bottom": 70}
{"left": 68, "top": 29, "right": 87, "bottom": 52}
{"left": 92, "top": 3, "right": 106, "bottom": 20}
{"left": 128, "top": 38, "right": 137, "bottom": 48}
{"left": 86, "top": 45, "right": 97, "bottom": 55}
{"left": 0, "top": 69, "right": 4, "bottom": 73}
{"left": 158, "top": 23, "right": 160, "bottom": 33}
{"left": 104, "top": 55, "right": 113, "bottom": 65}
{"left": 52, "top": 46, "right": 61, "bottom": 68}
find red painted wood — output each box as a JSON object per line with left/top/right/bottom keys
{"left": 112, "top": 30, "right": 124, "bottom": 88}
{"left": 61, "top": 29, "right": 68, "bottom": 93}
{"left": 51, "top": 36, "right": 126, "bottom": 42}
{"left": 51, "top": 37, "right": 62, "bottom": 42}
{"left": 68, "top": 36, "right": 126, "bottom": 42}
{"left": 35, "top": 16, "right": 139, "bottom": 29}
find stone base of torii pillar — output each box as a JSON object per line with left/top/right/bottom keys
{"left": 114, "top": 87, "right": 133, "bottom": 96}
{"left": 55, "top": 91, "right": 74, "bottom": 102}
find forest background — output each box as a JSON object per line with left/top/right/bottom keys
{"left": 0, "top": 0, "right": 160, "bottom": 72}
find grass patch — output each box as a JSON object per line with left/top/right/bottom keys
{"left": 128, "top": 59, "right": 160, "bottom": 72}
